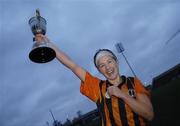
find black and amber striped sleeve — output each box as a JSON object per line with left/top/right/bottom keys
{"left": 134, "top": 77, "right": 150, "bottom": 97}
{"left": 80, "top": 72, "right": 101, "bottom": 102}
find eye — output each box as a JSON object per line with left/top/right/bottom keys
{"left": 107, "top": 60, "right": 113, "bottom": 64}
{"left": 98, "top": 64, "right": 105, "bottom": 68}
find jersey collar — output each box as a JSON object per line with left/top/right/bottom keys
{"left": 106, "top": 75, "right": 126, "bottom": 88}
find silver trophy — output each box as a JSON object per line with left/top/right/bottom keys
{"left": 28, "top": 9, "right": 56, "bottom": 63}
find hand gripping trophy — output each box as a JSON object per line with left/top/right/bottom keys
{"left": 28, "top": 9, "right": 56, "bottom": 63}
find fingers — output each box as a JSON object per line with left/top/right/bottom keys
{"left": 107, "top": 86, "right": 122, "bottom": 98}
{"left": 35, "top": 34, "right": 43, "bottom": 42}
{"left": 107, "top": 86, "right": 115, "bottom": 96}
{"left": 35, "top": 34, "right": 50, "bottom": 42}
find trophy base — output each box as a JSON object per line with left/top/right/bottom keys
{"left": 29, "top": 47, "right": 56, "bottom": 63}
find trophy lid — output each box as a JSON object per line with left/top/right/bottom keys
{"left": 28, "top": 9, "right": 47, "bottom": 25}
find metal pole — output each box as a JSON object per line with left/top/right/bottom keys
{"left": 49, "top": 109, "right": 56, "bottom": 121}
{"left": 46, "top": 121, "right": 50, "bottom": 126}
{"left": 165, "top": 29, "right": 180, "bottom": 44}
{"left": 115, "top": 43, "right": 137, "bottom": 77}
{"left": 121, "top": 51, "right": 137, "bottom": 77}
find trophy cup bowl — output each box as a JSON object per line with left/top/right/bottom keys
{"left": 28, "top": 10, "right": 56, "bottom": 63}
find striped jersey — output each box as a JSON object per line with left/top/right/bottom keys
{"left": 80, "top": 72, "right": 149, "bottom": 126}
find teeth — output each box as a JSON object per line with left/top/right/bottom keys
{"left": 108, "top": 71, "right": 112, "bottom": 73}
{"left": 107, "top": 70, "right": 113, "bottom": 74}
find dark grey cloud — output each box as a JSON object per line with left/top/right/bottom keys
{"left": 0, "top": 0, "right": 180, "bottom": 126}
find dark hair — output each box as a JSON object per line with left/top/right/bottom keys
{"left": 93, "top": 49, "right": 117, "bottom": 68}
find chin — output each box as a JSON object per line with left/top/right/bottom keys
{"left": 106, "top": 74, "right": 118, "bottom": 81}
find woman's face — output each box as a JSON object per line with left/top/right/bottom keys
{"left": 97, "top": 55, "right": 120, "bottom": 81}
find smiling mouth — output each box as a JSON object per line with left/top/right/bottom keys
{"left": 106, "top": 69, "right": 114, "bottom": 76}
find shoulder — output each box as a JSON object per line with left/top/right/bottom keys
{"left": 133, "top": 77, "right": 150, "bottom": 96}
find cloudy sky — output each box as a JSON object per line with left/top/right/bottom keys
{"left": 0, "top": 0, "right": 180, "bottom": 126}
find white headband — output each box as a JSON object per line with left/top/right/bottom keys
{"left": 95, "top": 51, "right": 115, "bottom": 66}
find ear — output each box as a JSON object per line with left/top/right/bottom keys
{"left": 113, "top": 57, "right": 118, "bottom": 64}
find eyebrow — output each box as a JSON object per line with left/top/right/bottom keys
{"left": 98, "top": 58, "right": 114, "bottom": 65}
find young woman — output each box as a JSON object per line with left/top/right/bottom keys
{"left": 35, "top": 34, "right": 154, "bottom": 126}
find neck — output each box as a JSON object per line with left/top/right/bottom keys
{"left": 108, "top": 75, "right": 122, "bottom": 86}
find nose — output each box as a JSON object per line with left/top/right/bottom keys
{"left": 105, "top": 64, "right": 110, "bottom": 69}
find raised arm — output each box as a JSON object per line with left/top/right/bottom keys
{"left": 53, "top": 44, "right": 86, "bottom": 82}
{"left": 35, "top": 34, "right": 86, "bottom": 82}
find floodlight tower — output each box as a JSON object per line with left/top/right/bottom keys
{"left": 49, "top": 109, "right": 56, "bottom": 121}
{"left": 115, "top": 43, "right": 137, "bottom": 77}
{"left": 46, "top": 121, "right": 50, "bottom": 126}
{"left": 49, "top": 109, "right": 58, "bottom": 126}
